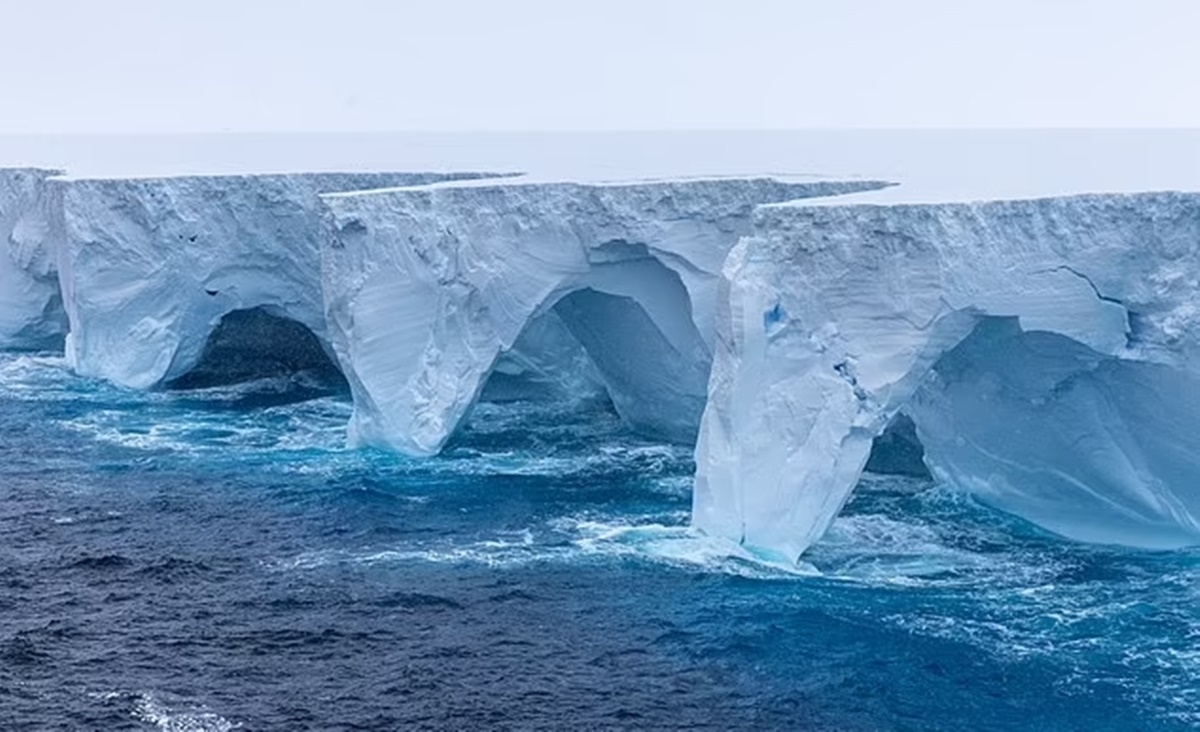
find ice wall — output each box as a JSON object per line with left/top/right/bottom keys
{"left": 321, "top": 177, "right": 889, "bottom": 455}
{"left": 55, "top": 171, "right": 500, "bottom": 388}
{"left": 694, "top": 192, "right": 1200, "bottom": 561}
{"left": 0, "top": 168, "right": 66, "bottom": 349}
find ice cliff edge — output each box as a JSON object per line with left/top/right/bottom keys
{"left": 694, "top": 191, "right": 1200, "bottom": 562}
{"left": 0, "top": 168, "right": 66, "bottom": 350}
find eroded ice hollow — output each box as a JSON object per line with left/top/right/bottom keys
{"left": 694, "top": 190, "right": 1200, "bottom": 562}
{"left": 0, "top": 168, "right": 67, "bottom": 350}
{"left": 320, "top": 176, "right": 889, "bottom": 455}
{"left": 53, "top": 171, "right": 503, "bottom": 389}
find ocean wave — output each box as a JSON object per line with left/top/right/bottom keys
{"left": 86, "top": 691, "right": 240, "bottom": 732}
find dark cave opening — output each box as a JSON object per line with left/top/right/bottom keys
{"left": 166, "top": 308, "right": 346, "bottom": 393}
{"left": 864, "top": 413, "right": 930, "bottom": 479}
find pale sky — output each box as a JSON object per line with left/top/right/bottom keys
{"left": 2, "top": 0, "right": 1197, "bottom": 133}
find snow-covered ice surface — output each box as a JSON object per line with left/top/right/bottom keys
{"left": 53, "top": 171, "right": 503, "bottom": 388}
{"left": 2, "top": 130, "right": 1197, "bottom": 198}
{"left": 0, "top": 168, "right": 65, "bottom": 349}
{"left": 320, "top": 176, "right": 888, "bottom": 455}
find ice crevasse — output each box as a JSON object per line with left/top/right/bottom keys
{"left": 694, "top": 191, "right": 1200, "bottom": 561}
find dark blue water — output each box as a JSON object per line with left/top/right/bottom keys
{"left": 1, "top": 353, "right": 1197, "bottom": 731}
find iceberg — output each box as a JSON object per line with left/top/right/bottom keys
{"left": 0, "top": 168, "right": 66, "bottom": 350}
{"left": 320, "top": 176, "right": 889, "bottom": 455}
{"left": 694, "top": 190, "right": 1200, "bottom": 561}
{"left": 53, "top": 171, "right": 501, "bottom": 389}
{"left": 15, "top": 145, "right": 1195, "bottom": 562}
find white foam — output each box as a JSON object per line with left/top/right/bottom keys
{"left": 131, "top": 693, "right": 241, "bottom": 732}
{"left": 272, "top": 514, "right": 819, "bottom": 580}
{"left": 87, "top": 691, "right": 240, "bottom": 732}
{"left": 568, "top": 519, "right": 820, "bottom": 579}
{"left": 273, "top": 529, "right": 552, "bottom": 571}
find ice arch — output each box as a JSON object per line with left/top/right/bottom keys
{"left": 321, "top": 176, "right": 889, "bottom": 455}
{"left": 546, "top": 252, "right": 711, "bottom": 442}
{"left": 53, "top": 171, "right": 502, "bottom": 389}
{"left": 694, "top": 191, "right": 1200, "bottom": 562}
{"left": 908, "top": 317, "right": 1200, "bottom": 549}
{"left": 453, "top": 256, "right": 707, "bottom": 443}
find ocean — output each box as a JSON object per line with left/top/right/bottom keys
{"left": 1, "top": 351, "right": 1196, "bottom": 730}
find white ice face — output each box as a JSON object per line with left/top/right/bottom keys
{"left": 51, "top": 171, "right": 497, "bottom": 389}
{"left": 694, "top": 192, "right": 1200, "bottom": 562}
{"left": 319, "top": 176, "right": 888, "bottom": 456}
{"left": 0, "top": 168, "right": 66, "bottom": 350}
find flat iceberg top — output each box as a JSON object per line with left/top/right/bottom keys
{"left": 49, "top": 170, "right": 509, "bottom": 185}
{"left": 757, "top": 188, "right": 1200, "bottom": 220}
{"left": 6, "top": 130, "right": 1199, "bottom": 197}
{"left": 319, "top": 172, "right": 888, "bottom": 198}
{"left": 0, "top": 167, "right": 64, "bottom": 176}
{"left": 320, "top": 176, "right": 894, "bottom": 220}
{"left": 775, "top": 183, "right": 1200, "bottom": 208}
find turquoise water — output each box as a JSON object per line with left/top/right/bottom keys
{"left": 1, "top": 352, "right": 1197, "bottom": 730}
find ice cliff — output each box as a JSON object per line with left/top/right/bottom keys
{"left": 10, "top": 156, "right": 1198, "bottom": 562}
{"left": 694, "top": 191, "right": 1200, "bottom": 561}
{"left": 0, "top": 168, "right": 66, "bottom": 349}
{"left": 53, "top": 172, "right": 498, "bottom": 388}
{"left": 320, "top": 176, "right": 888, "bottom": 455}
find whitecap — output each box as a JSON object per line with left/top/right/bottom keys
{"left": 131, "top": 692, "right": 241, "bottom": 732}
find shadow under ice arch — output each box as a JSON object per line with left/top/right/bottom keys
{"left": 320, "top": 176, "right": 890, "bottom": 455}
{"left": 694, "top": 191, "right": 1200, "bottom": 562}
{"left": 165, "top": 307, "right": 346, "bottom": 391}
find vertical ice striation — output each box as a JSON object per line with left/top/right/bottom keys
{"left": 320, "top": 176, "right": 890, "bottom": 455}
{"left": 695, "top": 192, "right": 1200, "bottom": 561}
{"left": 54, "top": 172, "right": 502, "bottom": 388}
{"left": 0, "top": 168, "right": 67, "bottom": 350}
